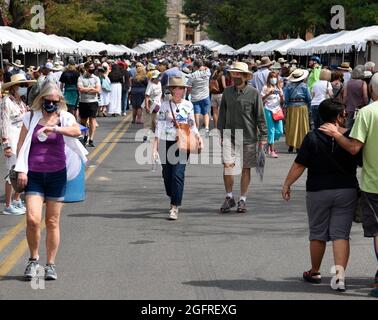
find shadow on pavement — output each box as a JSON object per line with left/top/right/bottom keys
{"left": 182, "top": 277, "right": 374, "bottom": 299}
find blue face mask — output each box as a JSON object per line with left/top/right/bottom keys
{"left": 43, "top": 100, "right": 59, "bottom": 113}
{"left": 270, "top": 78, "right": 278, "bottom": 85}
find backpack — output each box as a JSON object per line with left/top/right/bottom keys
{"left": 210, "top": 78, "right": 220, "bottom": 94}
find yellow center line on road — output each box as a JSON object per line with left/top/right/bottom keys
{"left": 0, "top": 116, "right": 133, "bottom": 278}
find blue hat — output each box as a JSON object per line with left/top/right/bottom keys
{"left": 310, "top": 56, "right": 321, "bottom": 64}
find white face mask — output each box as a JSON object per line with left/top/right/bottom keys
{"left": 270, "top": 78, "right": 278, "bottom": 85}
{"left": 17, "top": 87, "right": 28, "bottom": 97}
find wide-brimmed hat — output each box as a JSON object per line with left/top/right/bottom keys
{"left": 338, "top": 62, "right": 352, "bottom": 72}
{"left": 12, "top": 59, "right": 24, "bottom": 68}
{"left": 166, "top": 77, "right": 189, "bottom": 88}
{"left": 150, "top": 70, "right": 161, "bottom": 79}
{"left": 2, "top": 73, "right": 36, "bottom": 91}
{"left": 52, "top": 62, "right": 64, "bottom": 71}
{"left": 290, "top": 59, "right": 298, "bottom": 64}
{"left": 258, "top": 57, "right": 274, "bottom": 68}
{"left": 288, "top": 69, "right": 309, "bottom": 83}
{"left": 228, "top": 62, "right": 252, "bottom": 75}
{"left": 278, "top": 58, "right": 287, "bottom": 64}
{"left": 27, "top": 66, "right": 40, "bottom": 73}
{"left": 271, "top": 62, "right": 281, "bottom": 70}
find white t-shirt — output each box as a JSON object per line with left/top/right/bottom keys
{"left": 187, "top": 68, "right": 211, "bottom": 102}
{"left": 311, "top": 80, "right": 333, "bottom": 106}
{"left": 261, "top": 85, "right": 282, "bottom": 111}
{"left": 142, "top": 81, "right": 162, "bottom": 113}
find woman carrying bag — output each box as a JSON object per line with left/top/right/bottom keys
{"left": 15, "top": 83, "right": 88, "bottom": 281}
{"left": 261, "top": 72, "right": 284, "bottom": 158}
{"left": 152, "top": 77, "right": 203, "bottom": 221}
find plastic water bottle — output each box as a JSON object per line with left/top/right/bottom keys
{"left": 152, "top": 154, "right": 160, "bottom": 172}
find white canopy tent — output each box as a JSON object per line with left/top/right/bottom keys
{"left": 132, "top": 39, "right": 166, "bottom": 55}
{"left": 288, "top": 26, "right": 378, "bottom": 56}
{"left": 0, "top": 26, "right": 40, "bottom": 53}
{"left": 211, "top": 44, "right": 236, "bottom": 55}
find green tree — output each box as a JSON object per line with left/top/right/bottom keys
{"left": 183, "top": 0, "right": 378, "bottom": 48}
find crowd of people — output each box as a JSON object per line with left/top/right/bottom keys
{"left": 0, "top": 43, "right": 377, "bottom": 297}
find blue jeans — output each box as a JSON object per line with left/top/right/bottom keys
{"left": 160, "top": 141, "right": 187, "bottom": 206}
{"left": 264, "top": 108, "right": 283, "bottom": 145}
{"left": 121, "top": 89, "right": 129, "bottom": 113}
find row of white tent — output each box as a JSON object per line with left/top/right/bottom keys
{"left": 197, "top": 25, "right": 378, "bottom": 57}
{"left": 0, "top": 26, "right": 166, "bottom": 56}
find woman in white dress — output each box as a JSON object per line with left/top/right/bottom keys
{"left": 108, "top": 64, "right": 123, "bottom": 116}
{"left": 1, "top": 74, "right": 36, "bottom": 215}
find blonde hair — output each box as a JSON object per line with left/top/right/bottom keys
{"left": 31, "top": 82, "right": 67, "bottom": 112}
{"left": 135, "top": 64, "right": 147, "bottom": 82}
{"left": 320, "top": 69, "right": 332, "bottom": 81}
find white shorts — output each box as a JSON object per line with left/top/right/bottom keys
{"left": 211, "top": 94, "right": 223, "bottom": 108}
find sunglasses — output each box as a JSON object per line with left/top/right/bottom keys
{"left": 44, "top": 99, "right": 60, "bottom": 104}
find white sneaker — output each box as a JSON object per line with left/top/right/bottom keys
{"left": 3, "top": 204, "right": 25, "bottom": 216}
{"left": 12, "top": 200, "right": 26, "bottom": 213}
{"left": 169, "top": 207, "right": 178, "bottom": 220}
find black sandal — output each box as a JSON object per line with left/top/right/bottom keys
{"left": 303, "top": 270, "right": 322, "bottom": 284}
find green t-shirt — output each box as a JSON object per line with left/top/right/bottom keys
{"left": 350, "top": 102, "right": 378, "bottom": 193}
{"left": 307, "top": 66, "right": 321, "bottom": 92}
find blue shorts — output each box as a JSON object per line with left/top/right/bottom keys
{"left": 193, "top": 97, "right": 211, "bottom": 115}
{"left": 25, "top": 168, "right": 67, "bottom": 202}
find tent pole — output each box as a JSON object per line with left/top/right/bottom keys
{"left": 11, "top": 43, "right": 14, "bottom": 63}
{"left": 37, "top": 52, "right": 39, "bottom": 67}
{"left": 0, "top": 46, "right": 3, "bottom": 69}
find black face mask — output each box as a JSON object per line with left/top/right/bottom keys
{"left": 88, "top": 68, "right": 95, "bottom": 74}
{"left": 43, "top": 100, "right": 59, "bottom": 113}
{"left": 233, "top": 77, "right": 244, "bottom": 87}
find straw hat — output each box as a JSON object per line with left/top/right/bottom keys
{"left": 288, "top": 69, "right": 309, "bottom": 83}
{"left": 290, "top": 59, "right": 298, "bottom": 65}
{"left": 150, "top": 70, "right": 161, "bottom": 79}
{"left": 338, "top": 62, "right": 352, "bottom": 72}
{"left": 12, "top": 59, "right": 24, "bottom": 68}
{"left": 278, "top": 58, "right": 287, "bottom": 64}
{"left": 166, "top": 77, "right": 189, "bottom": 88}
{"left": 228, "top": 62, "right": 252, "bottom": 74}
{"left": 52, "top": 62, "right": 64, "bottom": 71}
{"left": 258, "top": 57, "right": 274, "bottom": 68}
{"left": 27, "top": 66, "right": 40, "bottom": 73}
{"left": 2, "top": 73, "right": 37, "bottom": 91}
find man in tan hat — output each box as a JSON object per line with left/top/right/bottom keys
{"left": 337, "top": 62, "right": 352, "bottom": 85}
{"left": 218, "top": 61, "right": 268, "bottom": 214}
{"left": 251, "top": 56, "right": 274, "bottom": 92}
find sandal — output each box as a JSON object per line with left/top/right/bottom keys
{"left": 303, "top": 270, "right": 322, "bottom": 284}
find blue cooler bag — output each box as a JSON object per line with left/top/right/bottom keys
{"left": 64, "top": 148, "right": 86, "bottom": 203}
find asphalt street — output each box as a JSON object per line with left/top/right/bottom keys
{"left": 0, "top": 115, "right": 376, "bottom": 300}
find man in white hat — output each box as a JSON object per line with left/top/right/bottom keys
{"left": 251, "top": 56, "right": 274, "bottom": 92}
{"left": 1, "top": 74, "right": 36, "bottom": 215}
{"left": 10, "top": 59, "right": 26, "bottom": 77}
{"left": 218, "top": 61, "right": 268, "bottom": 214}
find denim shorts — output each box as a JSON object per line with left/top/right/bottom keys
{"left": 25, "top": 168, "right": 67, "bottom": 202}
{"left": 193, "top": 97, "right": 211, "bottom": 115}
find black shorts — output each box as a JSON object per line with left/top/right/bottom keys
{"left": 79, "top": 102, "right": 99, "bottom": 119}
{"left": 361, "top": 192, "right": 378, "bottom": 238}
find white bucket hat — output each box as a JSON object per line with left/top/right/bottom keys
{"left": 228, "top": 62, "right": 252, "bottom": 74}
{"left": 12, "top": 59, "right": 24, "bottom": 68}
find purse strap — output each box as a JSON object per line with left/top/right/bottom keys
{"left": 168, "top": 101, "right": 179, "bottom": 128}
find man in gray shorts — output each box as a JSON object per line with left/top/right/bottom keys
{"left": 218, "top": 62, "right": 267, "bottom": 214}
{"left": 320, "top": 73, "right": 378, "bottom": 298}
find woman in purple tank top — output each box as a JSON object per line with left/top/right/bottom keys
{"left": 16, "top": 83, "right": 81, "bottom": 281}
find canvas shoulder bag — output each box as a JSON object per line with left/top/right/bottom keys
{"left": 169, "top": 101, "right": 201, "bottom": 154}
